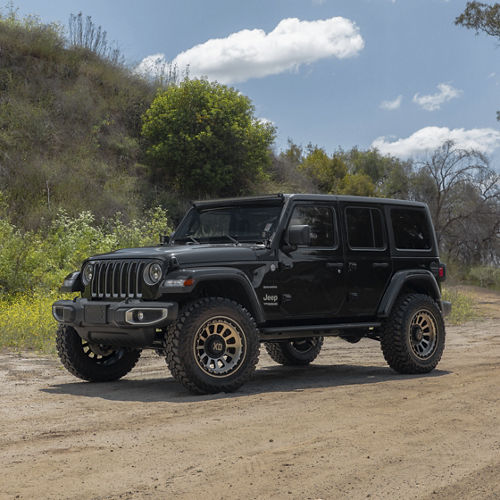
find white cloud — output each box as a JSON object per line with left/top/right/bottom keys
{"left": 413, "top": 83, "right": 462, "bottom": 111}
{"left": 136, "top": 17, "right": 364, "bottom": 84}
{"left": 256, "top": 117, "right": 275, "bottom": 126}
{"left": 379, "top": 95, "right": 402, "bottom": 111}
{"left": 372, "top": 127, "right": 500, "bottom": 159}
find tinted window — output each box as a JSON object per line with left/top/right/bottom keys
{"left": 289, "top": 206, "right": 335, "bottom": 247}
{"left": 174, "top": 205, "right": 282, "bottom": 244}
{"left": 346, "top": 207, "right": 385, "bottom": 249}
{"left": 391, "top": 209, "right": 432, "bottom": 250}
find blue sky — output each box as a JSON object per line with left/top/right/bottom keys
{"left": 11, "top": 0, "right": 500, "bottom": 164}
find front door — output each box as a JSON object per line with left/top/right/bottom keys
{"left": 276, "top": 203, "right": 345, "bottom": 319}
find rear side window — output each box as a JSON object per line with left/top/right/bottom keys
{"left": 391, "top": 208, "right": 432, "bottom": 250}
{"left": 289, "top": 205, "right": 336, "bottom": 247}
{"left": 346, "top": 207, "right": 385, "bottom": 249}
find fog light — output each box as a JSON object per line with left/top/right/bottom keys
{"left": 137, "top": 311, "right": 144, "bottom": 321}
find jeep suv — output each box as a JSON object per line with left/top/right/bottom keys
{"left": 53, "top": 194, "right": 451, "bottom": 394}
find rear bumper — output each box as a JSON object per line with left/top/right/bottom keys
{"left": 52, "top": 298, "right": 178, "bottom": 347}
{"left": 441, "top": 300, "right": 452, "bottom": 317}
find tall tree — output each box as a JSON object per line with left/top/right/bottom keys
{"left": 455, "top": 2, "right": 500, "bottom": 120}
{"left": 141, "top": 79, "right": 276, "bottom": 199}
{"left": 455, "top": 2, "right": 500, "bottom": 38}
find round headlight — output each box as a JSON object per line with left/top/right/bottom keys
{"left": 82, "top": 263, "right": 94, "bottom": 286}
{"left": 144, "top": 262, "right": 163, "bottom": 286}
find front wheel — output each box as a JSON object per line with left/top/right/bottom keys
{"left": 381, "top": 293, "right": 445, "bottom": 374}
{"left": 56, "top": 325, "right": 141, "bottom": 381}
{"left": 264, "top": 337, "right": 324, "bottom": 366}
{"left": 165, "top": 298, "right": 260, "bottom": 394}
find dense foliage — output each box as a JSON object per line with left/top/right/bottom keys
{"left": 142, "top": 79, "right": 276, "bottom": 199}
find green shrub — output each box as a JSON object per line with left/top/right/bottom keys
{"left": 0, "top": 207, "right": 173, "bottom": 352}
{"left": 0, "top": 207, "right": 172, "bottom": 294}
{"left": 0, "top": 292, "right": 60, "bottom": 353}
{"left": 466, "top": 266, "right": 500, "bottom": 290}
{"left": 441, "top": 288, "right": 476, "bottom": 325}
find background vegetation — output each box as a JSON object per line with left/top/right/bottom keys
{"left": 0, "top": 3, "right": 498, "bottom": 351}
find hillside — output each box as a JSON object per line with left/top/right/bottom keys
{"left": 0, "top": 13, "right": 155, "bottom": 228}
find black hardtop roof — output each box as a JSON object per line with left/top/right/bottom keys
{"left": 192, "top": 193, "right": 427, "bottom": 209}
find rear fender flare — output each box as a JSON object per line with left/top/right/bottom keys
{"left": 377, "top": 270, "right": 442, "bottom": 318}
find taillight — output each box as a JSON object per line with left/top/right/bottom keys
{"left": 438, "top": 263, "right": 446, "bottom": 280}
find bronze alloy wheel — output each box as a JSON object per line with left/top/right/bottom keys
{"left": 380, "top": 293, "right": 445, "bottom": 374}
{"left": 193, "top": 316, "right": 246, "bottom": 378}
{"left": 409, "top": 309, "right": 438, "bottom": 360}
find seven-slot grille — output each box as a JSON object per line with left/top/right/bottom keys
{"left": 90, "top": 260, "right": 149, "bottom": 299}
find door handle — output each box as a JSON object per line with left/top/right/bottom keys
{"left": 372, "top": 262, "right": 389, "bottom": 269}
{"left": 348, "top": 262, "right": 357, "bottom": 271}
{"left": 326, "top": 262, "right": 344, "bottom": 270}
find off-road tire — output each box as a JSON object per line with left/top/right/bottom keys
{"left": 381, "top": 293, "right": 445, "bottom": 374}
{"left": 165, "top": 297, "right": 260, "bottom": 394}
{"left": 264, "top": 337, "right": 324, "bottom": 366}
{"left": 56, "top": 324, "right": 141, "bottom": 382}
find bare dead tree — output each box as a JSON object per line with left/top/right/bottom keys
{"left": 412, "top": 140, "right": 500, "bottom": 264}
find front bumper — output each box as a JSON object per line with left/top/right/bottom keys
{"left": 52, "top": 298, "right": 178, "bottom": 347}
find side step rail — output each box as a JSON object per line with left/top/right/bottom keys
{"left": 259, "top": 322, "right": 381, "bottom": 341}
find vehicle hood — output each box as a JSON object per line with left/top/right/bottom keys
{"left": 87, "top": 244, "right": 263, "bottom": 266}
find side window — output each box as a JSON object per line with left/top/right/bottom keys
{"left": 288, "top": 206, "right": 336, "bottom": 247}
{"left": 346, "top": 207, "right": 385, "bottom": 249}
{"left": 391, "top": 208, "right": 432, "bottom": 250}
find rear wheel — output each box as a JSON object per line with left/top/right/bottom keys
{"left": 165, "top": 298, "right": 260, "bottom": 394}
{"left": 381, "top": 293, "right": 445, "bottom": 374}
{"left": 264, "top": 337, "right": 324, "bottom": 366}
{"left": 56, "top": 325, "right": 141, "bottom": 381}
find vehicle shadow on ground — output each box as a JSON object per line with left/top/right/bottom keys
{"left": 42, "top": 364, "right": 451, "bottom": 403}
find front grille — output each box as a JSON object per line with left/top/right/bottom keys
{"left": 90, "top": 260, "right": 147, "bottom": 299}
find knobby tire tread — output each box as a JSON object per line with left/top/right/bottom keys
{"left": 380, "top": 293, "right": 445, "bottom": 374}
{"left": 56, "top": 324, "right": 141, "bottom": 382}
{"left": 165, "top": 297, "right": 260, "bottom": 394}
{"left": 264, "top": 337, "right": 324, "bottom": 366}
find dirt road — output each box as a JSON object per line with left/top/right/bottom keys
{"left": 1, "top": 296, "right": 499, "bottom": 499}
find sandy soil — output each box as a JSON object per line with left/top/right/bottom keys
{"left": 1, "top": 290, "right": 499, "bottom": 499}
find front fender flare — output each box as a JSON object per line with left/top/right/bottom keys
{"left": 159, "top": 267, "right": 265, "bottom": 324}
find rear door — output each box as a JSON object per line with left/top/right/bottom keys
{"left": 339, "top": 203, "right": 392, "bottom": 317}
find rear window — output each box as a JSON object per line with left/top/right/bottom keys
{"left": 391, "top": 208, "right": 432, "bottom": 250}
{"left": 346, "top": 207, "right": 385, "bottom": 249}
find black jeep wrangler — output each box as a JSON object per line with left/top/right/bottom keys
{"left": 53, "top": 194, "right": 451, "bottom": 394}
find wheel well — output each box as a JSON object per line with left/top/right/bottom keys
{"left": 189, "top": 280, "right": 258, "bottom": 320}
{"left": 400, "top": 279, "right": 440, "bottom": 302}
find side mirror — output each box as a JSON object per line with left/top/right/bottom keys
{"left": 287, "top": 225, "right": 311, "bottom": 246}
{"left": 160, "top": 234, "right": 170, "bottom": 245}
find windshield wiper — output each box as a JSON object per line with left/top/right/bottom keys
{"left": 220, "top": 234, "right": 240, "bottom": 245}
{"left": 174, "top": 235, "right": 201, "bottom": 245}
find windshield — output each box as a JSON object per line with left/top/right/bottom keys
{"left": 172, "top": 205, "right": 283, "bottom": 245}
